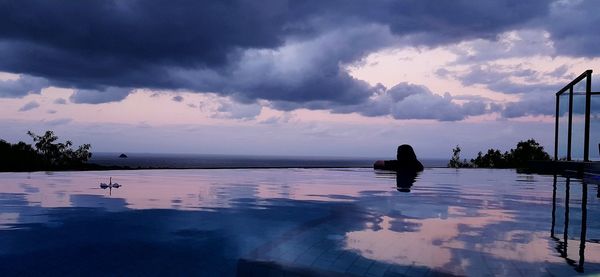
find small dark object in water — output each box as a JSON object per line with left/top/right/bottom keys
{"left": 99, "top": 177, "right": 121, "bottom": 189}
{"left": 374, "top": 144, "right": 424, "bottom": 172}
{"left": 119, "top": 153, "right": 128, "bottom": 158}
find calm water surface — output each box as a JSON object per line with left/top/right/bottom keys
{"left": 0, "top": 168, "right": 598, "bottom": 276}
{"left": 89, "top": 152, "right": 448, "bottom": 168}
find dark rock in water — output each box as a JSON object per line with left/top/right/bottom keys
{"left": 119, "top": 153, "right": 128, "bottom": 158}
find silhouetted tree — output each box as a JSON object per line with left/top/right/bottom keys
{"left": 448, "top": 145, "right": 472, "bottom": 168}
{"left": 0, "top": 139, "right": 44, "bottom": 171}
{"left": 449, "top": 139, "right": 550, "bottom": 169}
{"left": 507, "top": 139, "right": 551, "bottom": 168}
{"left": 0, "top": 131, "right": 92, "bottom": 171}
{"left": 27, "top": 131, "right": 92, "bottom": 168}
{"left": 471, "top": 149, "right": 511, "bottom": 168}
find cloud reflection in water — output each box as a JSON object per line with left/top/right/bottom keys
{"left": 0, "top": 169, "right": 598, "bottom": 276}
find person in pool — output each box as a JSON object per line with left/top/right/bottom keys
{"left": 374, "top": 144, "right": 424, "bottom": 172}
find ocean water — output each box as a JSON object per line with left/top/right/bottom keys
{"left": 89, "top": 152, "right": 449, "bottom": 168}
{"left": 0, "top": 168, "right": 598, "bottom": 276}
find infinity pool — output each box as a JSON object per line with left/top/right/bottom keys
{"left": 0, "top": 168, "right": 598, "bottom": 276}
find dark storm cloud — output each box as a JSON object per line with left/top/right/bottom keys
{"left": 0, "top": 0, "right": 301, "bottom": 91}
{"left": 542, "top": 0, "right": 600, "bottom": 57}
{"left": 502, "top": 81, "right": 600, "bottom": 118}
{"left": 69, "top": 87, "right": 131, "bottom": 104}
{"left": 447, "top": 65, "right": 568, "bottom": 95}
{"left": 0, "top": 0, "right": 292, "bottom": 65}
{"left": 502, "top": 91, "right": 554, "bottom": 118}
{"left": 441, "top": 64, "right": 578, "bottom": 119}
{"left": 0, "top": 75, "right": 48, "bottom": 97}
{"left": 1, "top": 0, "right": 593, "bottom": 121}
{"left": 53, "top": 98, "right": 67, "bottom": 105}
{"left": 447, "top": 30, "right": 556, "bottom": 64}
{"left": 18, "top": 100, "right": 39, "bottom": 112}
{"left": 172, "top": 24, "right": 397, "bottom": 108}
{"left": 501, "top": 92, "right": 600, "bottom": 118}
{"left": 547, "top": 65, "right": 573, "bottom": 79}
{"left": 215, "top": 101, "right": 262, "bottom": 120}
{"left": 0, "top": 0, "right": 550, "bottom": 88}
{"left": 333, "top": 83, "right": 491, "bottom": 121}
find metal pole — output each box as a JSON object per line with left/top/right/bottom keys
{"left": 555, "top": 94, "right": 560, "bottom": 160}
{"left": 584, "top": 71, "right": 592, "bottom": 162}
{"left": 568, "top": 86, "right": 574, "bottom": 161}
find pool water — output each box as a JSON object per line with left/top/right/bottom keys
{"left": 0, "top": 168, "right": 598, "bottom": 276}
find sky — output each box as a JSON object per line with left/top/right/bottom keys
{"left": 1, "top": 0, "right": 599, "bottom": 159}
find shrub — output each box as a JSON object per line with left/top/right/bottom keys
{"left": 449, "top": 139, "right": 550, "bottom": 168}
{"left": 0, "top": 131, "right": 92, "bottom": 171}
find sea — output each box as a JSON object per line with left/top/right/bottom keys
{"left": 89, "top": 152, "right": 449, "bottom": 169}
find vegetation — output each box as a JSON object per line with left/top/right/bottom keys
{"left": 448, "top": 139, "right": 551, "bottom": 168}
{"left": 447, "top": 146, "right": 472, "bottom": 168}
{"left": 0, "top": 130, "right": 93, "bottom": 171}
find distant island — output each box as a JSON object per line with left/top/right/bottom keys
{"left": 448, "top": 139, "right": 551, "bottom": 168}
{"left": 119, "top": 153, "right": 128, "bottom": 158}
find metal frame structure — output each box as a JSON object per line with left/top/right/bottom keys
{"left": 554, "top": 70, "right": 594, "bottom": 161}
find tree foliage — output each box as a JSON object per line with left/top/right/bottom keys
{"left": 447, "top": 145, "right": 472, "bottom": 168}
{"left": 0, "top": 130, "right": 92, "bottom": 171}
{"left": 471, "top": 149, "right": 511, "bottom": 168}
{"left": 449, "top": 139, "right": 551, "bottom": 168}
{"left": 27, "top": 131, "right": 91, "bottom": 167}
{"left": 508, "top": 139, "right": 551, "bottom": 168}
